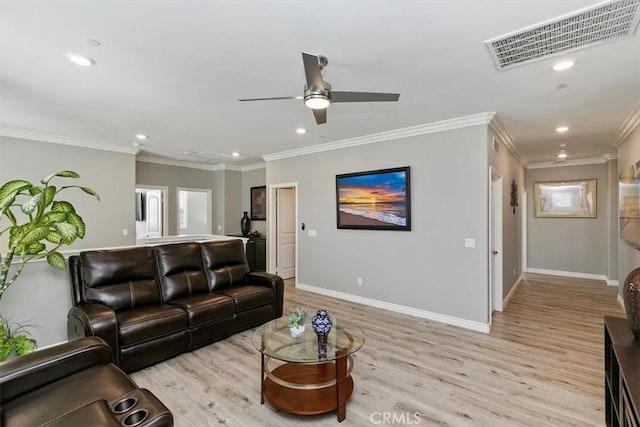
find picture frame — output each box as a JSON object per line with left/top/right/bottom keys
{"left": 336, "top": 166, "right": 411, "bottom": 231}
{"left": 533, "top": 179, "right": 597, "bottom": 218}
{"left": 250, "top": 186, "right": 266, "bottom": 220}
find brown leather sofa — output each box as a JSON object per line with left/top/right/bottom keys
{"left": 67, "top": 239, "right": 284, "bottom": 372}
{"left": 0, "top": 337, "right": 173, "bottom": 427}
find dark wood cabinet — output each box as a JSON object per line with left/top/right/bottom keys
{"left": 605, "top": 316, "right": 640, "bottom": 427}
{"left": 246, "top": 236, "right": 266, "bottom": 272}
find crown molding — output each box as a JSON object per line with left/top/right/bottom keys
{"left": 612, "top": 102, "right": 640, "bottom": 148}
{"left": 0, "top": 127, "right": 139, "bottom": 155}
{"left": 488, "top": 116, "right": 528, "bottom": 168}
{"left": 527, "top": 153, "right": 616, "bottom": 169}
{"left": 263, "top": 112, "right": 496, "bottom": 162}
{"left": 240, "top": 162, "right": 266, "bottom": 171}
{"left": 136, "top": 154, "right": 223, "bottom": 171}
{"left": 136, "top": 154, "right": 265, "bottom": 172}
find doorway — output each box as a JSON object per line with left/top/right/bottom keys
{"left": 176, "top": 187, "right": 212, "bottom": 235}
{"left": 489, "top": 169, "right": 504, "bottom": 319}
{"left": 135, "top": 186, "right": 168, "bottom": 239}
{"left": 268, "top": 183, "right": 298, "bottom": 280}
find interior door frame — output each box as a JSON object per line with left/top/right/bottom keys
{"left": 268, "top": 182, "right": 298, "bottom": 284}
{"left": 176, "top": 187, "right": 213, "bottom": 234}
{"left": 135, "top": 184, "right": 169, "bottom": 237}
{"left": 489, "top": 167, "right": 504, "bottom": 322}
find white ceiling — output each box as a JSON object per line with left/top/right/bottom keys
{"left": 1, "top": 0, "right": 639, "bottom": 167}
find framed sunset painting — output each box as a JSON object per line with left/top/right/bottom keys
{"left": 336, "top": 166, "right": 411, "bottom": 231}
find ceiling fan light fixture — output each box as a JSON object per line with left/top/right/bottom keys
{"left": 304, "top": 96, "right": 330, "bottom": 110}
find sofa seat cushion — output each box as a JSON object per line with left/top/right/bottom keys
{"left": 215, "top": 285, "right": 273, "bottom": 312}
{"left": 2, "top": 364, "right": 135, "bottom": 427}
{"left": 117, "top": 305, "right": 187, "bottom": 347}
{"left": 169, "top": 293, "right": 235, "bottom": 327}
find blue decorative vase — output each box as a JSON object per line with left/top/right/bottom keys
{"left": 311, "top": 309, "right": 333, "bottom": 336}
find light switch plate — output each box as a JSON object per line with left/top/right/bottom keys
{"left": 464, "top": 238, "right": 475, "bottom": 248}
{"left": 308, "top": 230, "right": 318, "bottom": 237}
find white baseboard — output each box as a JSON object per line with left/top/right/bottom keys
{"left": 503, "top": 274, "right": 523, "bottom": 308}
{"left": 618, "top": 294, "right": 626, "bottom": 313}
{"left": 526, "top": 268, "right": 618, "bottom": 286}
{"left": 296, "top": 282, "right": 490, "bottom": 334}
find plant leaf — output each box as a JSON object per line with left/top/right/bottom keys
{"left": 24, "top": 243, "right": 45, "bottom": 255}
{"left": 43, "top": 186, "right": 56, "bottom": 207}
{"left": 80, "top": 187, "right": 100, "bottom": 201}
{"left": 0, "top": 180, "right": 31, "bottom": 214}
{"left": 41, "top": 170, "right": 80, "bottom": 184}
{"left": 42, "top": 211, "right": 66, "bottom": 224}
{"left": 5, "top": 208, "right": 17, "bottom": 225}
{"left": 45, "top": 231, "right": 62, "bottom": 244}
{"left": 47, "top": 251, "right": 66, "bottom": 269}
{"left": 53, "top": 222, "right": 78, "bottom": 243}
{"left": 66, "top": 212, "right": 86, "bottom": 238}
{"left": 51, "top": 201, "right": 76, "bottom": 214}
{"left": 8, "top": 226, "right": 24, "bottom": 249}
{"left": 21, "top": 192, "right": 44, "bottom": 215}
{"left": 28, "top": 187, "right": 42, "bottom": 196}
{"left": 20, "top": 226, "right": 49, "bottom": 245}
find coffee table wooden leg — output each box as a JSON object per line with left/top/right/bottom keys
{"left": 260, "top": 337, "right": 265, "bottom": 405}
{"left": 335, "top": 348, "right": 348, "bottom": 422}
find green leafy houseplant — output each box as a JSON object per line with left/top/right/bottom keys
{"left": 0, "top": 315, "right": 37, "bottom": 361}
{"left": 0, "top": 170, "right": 99, "bottom": 358}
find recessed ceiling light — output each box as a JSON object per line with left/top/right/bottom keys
{"left": 558, "top": 151, "right": 568, "bottom": 159}
{"left": 556, "top": 126, "right": 569, "bottom": 133}
{"left": 132, "top": 142, "right": 143, "bottom": 147}
{"left": 231, "top": 152, "right": 240, "bottom": 157}
{"left": 135, "top": 134, "right": 148, "bottom": 140}
{"left": 552, "top": 60, "right": 575, "bottom": 71}
{"left": 65, "top": 53, "right": 95, "bottom": 67}
{"left": 296, "top": 128, "right": 306, "bottom": 134}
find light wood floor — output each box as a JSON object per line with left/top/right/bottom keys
{"left": 132, "top": 273, "right": 623, "bottom": 426}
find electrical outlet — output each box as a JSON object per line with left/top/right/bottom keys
{"left": 513, "top": 268, "right": 516, "bottom": 276}
{"left": 122, "top": 228, "right": 128, "bottom": 236}
{"left": 217, "top": 224, "right": 222, "bottom": 231}
{"left": 357, "top": 277, "right": 363, "bottom": 286}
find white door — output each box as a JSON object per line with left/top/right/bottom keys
{"left": 276, "top": 188, "right": 296, "bottom": 279}
{"left": 145, "top": 190, "right": 163, "bottom": 237}
{"left": 490, "top": 171, "right": 503, "bottom": 315}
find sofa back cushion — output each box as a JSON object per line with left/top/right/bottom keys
{"left": 201, "top": 239, "right": 250, "bottom": 290}
{"left": 79, "top": 247, "right": 161, "bottom": 311}
{"left": 155, "top": 242, "right": 209, "bottom": 302}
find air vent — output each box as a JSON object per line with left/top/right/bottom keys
{"left": 485, "top": 0, "right": 640, "bottom": 70}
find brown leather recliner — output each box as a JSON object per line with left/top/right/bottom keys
{"left": 67, "top": 239, "right": 284, "bottom": 372}
{"left": 0, "top": 337, "right": 173, "bottom": 427}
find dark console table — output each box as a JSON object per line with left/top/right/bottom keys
{"left": 227, "top": 234, "right": 266, "bottom": 272}
{"left": 605, "top": 316, "right": 640, "bottom": 426}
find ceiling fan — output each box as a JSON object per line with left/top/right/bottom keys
{"left": 238, "top": 52, "right": 400, "bottom": 125}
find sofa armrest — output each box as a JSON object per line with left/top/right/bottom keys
{"left": 0, "top": 337, "right": 112, "bottom": 404}
{"left": 245, "top": 272, "right": 284, "bottom": 317}
{"left": 68, "top": 304, "right": 120, "bottom": 365}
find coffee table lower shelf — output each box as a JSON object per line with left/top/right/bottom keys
{"left": 262, "top": 362, "right": 354, "bottom": 419}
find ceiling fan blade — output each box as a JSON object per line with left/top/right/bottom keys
{"left": 302, "top": 52, "right": 324, "bottom": 90}
{"left": 312, "top": 108, "right": 327, "bottom": 125}
{"left": 331, "top": 91, "right": 400, "bottom": 103}
{"left": 238, "top": 96, "right": 299, "bottom": 102}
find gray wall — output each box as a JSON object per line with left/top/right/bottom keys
{"left": 0, "top": 135, "right": 136, "bottom": 346}
{"left": 1, "top": 136, "right": 136, "bottom": 249}
{"left": 526, "top": 163, "right": 612, "bottom": 276}
{"left": 135, "top": 161, "right": 216, "bottom": 236}
{"left": 242, "top": 167, "right": 267, "bottom": 236}
{"left": 224, "top": 170, "right": 242, "bottom": 234}
{"left": 487, "top": 131, "right": 526, "bottom": 299}
{"left": 618, "top": 125, "right": 640, "bottom": 291}
{"left": 267, "top": 125, "right": 490, "bottom": 324}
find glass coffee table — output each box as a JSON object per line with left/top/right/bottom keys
{"left": 251, "top": 317, "right": 365, "bottom": 422}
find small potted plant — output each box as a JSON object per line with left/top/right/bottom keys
{"left": 288, "top": 307, "right": 308, "bottom": 338}
{"left": 0, "top": 316, "right": 36, "bottom": 361}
